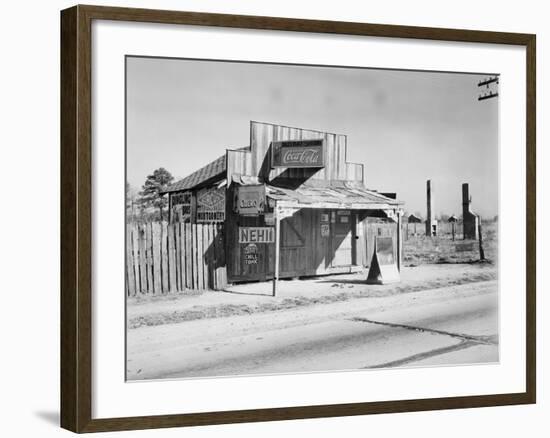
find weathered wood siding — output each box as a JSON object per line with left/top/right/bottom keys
{"left": 226, "top": 121, "right": 364, "bottom": 186}
{"left": 226, "top": 122, "right": 371, "bottom": 281}
{"left": 227, "top": 205, "right": 366, "bottom": 282}
{"left": 279, "top": 209, "right": 326, "bottom": 278}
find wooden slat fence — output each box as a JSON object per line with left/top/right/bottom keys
{"left": 402, "top": 221, "right": 466, "bottom": 240}
{"left": 126, "top": 222, "right": 227, "bottom": 295}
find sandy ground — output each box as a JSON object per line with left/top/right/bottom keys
{"left": 127, "top": 264, "right": 498, "bottom": 380}
{"left": 127, "top": 263, "right": 496, "bottom": 329}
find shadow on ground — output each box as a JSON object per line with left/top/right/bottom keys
{"left": 34, "top": 410, "right": 59, "bottom": 427}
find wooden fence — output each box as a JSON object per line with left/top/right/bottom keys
{"left": 403, "top": 221, "right": 465, "bottom": 239}
{"left": 126, "top": 222, "right": 227, "bottom": 295}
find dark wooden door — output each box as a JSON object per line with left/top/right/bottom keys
{"left": 279, "top": 213, "right": 307, "bottom": 277}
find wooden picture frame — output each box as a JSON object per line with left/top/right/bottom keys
{"left": 60, "top": 4, "right": 536, "bottom": 433}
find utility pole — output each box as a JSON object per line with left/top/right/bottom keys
{"left": 477, "top": 76, "right": 499, "bottom": 101}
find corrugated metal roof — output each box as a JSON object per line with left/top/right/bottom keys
{"left": 162, "top": 154, "right": 226, "bottom": 193}
{"left": 163, "top": 146, "right": 402, "bottom": 212}
{"left": 265, "top": 184, "right": 401, "bottom": 210}
{"left": 163, "top": 146, "right": 251, "bottom": 193}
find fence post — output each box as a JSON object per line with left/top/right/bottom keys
{"left": 452, "top": 222, "right": 456, "bottom": 241}
{"left": 152, "top": 222, "right": 161, "bottom": 294}
{"left": 167, "top": 224, "right": 177, "bottom": 292}
{"left": 478, "top": 221, "right": 485, "bottom": 261}
{"left": 397, "top": 212, "right": 402, "bottom": 271}
{"left": 185, "top": 223, "right": 192, "bottom": 289}
{"left": 137, "top": 225, "right": 146, "bottom": 293}
{"left": 192, "top": 223, "right": 198, "bottom": 289}
{"left": 126, "top": 225, "right": 136, "bottom": 296}
{"left": 179, "top": 222, "right": 186, "bottom": 291}
{"left": 161, "top": 222, "right": 169, "bottom": 293}
{"left": 146, "top": 223, "right": 154, "bottom": 293}
{"left": 174, "top": 222, "right": 181, "bottom": 291}
{"left": 197, "top": 224, "right": 204, "bottom": 290}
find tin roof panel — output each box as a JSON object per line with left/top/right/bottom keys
{"left": 266, "top": 185, "right": 402, "bottom": 209}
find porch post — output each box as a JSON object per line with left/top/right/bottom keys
{"left": 396, "top": 210, "right": 402, "bottom": 271}
{"left": 272, "top": 205, "right": 281, "bottom": 297}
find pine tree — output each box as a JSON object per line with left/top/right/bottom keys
{"left": 126, "top": 182, "right": 138, "bottom": 223}
{"left": 138, "top": 168, "right": 174, "bottom": 221}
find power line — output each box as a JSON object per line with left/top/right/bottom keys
{"left": 477, "top": 76, "right": 499, "bottom": 101}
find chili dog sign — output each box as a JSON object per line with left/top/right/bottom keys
{"left": 271, "top": 139, "right": 325, "bottom": 168}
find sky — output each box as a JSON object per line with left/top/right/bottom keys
{"left": 126, "top": 56, "right": 498, "bottom": 218}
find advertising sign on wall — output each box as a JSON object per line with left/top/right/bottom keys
{"left": 236, "top": 185, "right": 265, "bottom": 215}
{"left": 271, "top": 139, "right": 325, "bottom": 168}
{"left": 243, "top": 243, "right": 259, "bottom": 265}
{"left": 264, "top": 212, "right": 275, "bottom": 225}
{"left": 197, "top": 187, "right": 225, "bottom": 211}
{"left": 238, "top": 227, "right": 275, "bottom": 243}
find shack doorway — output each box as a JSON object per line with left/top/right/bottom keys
{"left": 279, "top": 215, "right": 307, "bottom": 277}
{"left": 330, "top": 210, "right": 353, "bottom": 267}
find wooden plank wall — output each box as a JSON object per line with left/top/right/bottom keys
{"left": 226, "top": 207, "right": 361, "bottom": 282}
{"left": 278, "top": 209, "right": 329, "bottom": 277}
{"left": 226, "top": 121, "right": 364, "bottom": 186}
{"left": 225, "top": 205, "right": 405, "bottom": 282}
{"left": 125, "top": 222, "right": 227, "bottom": 295}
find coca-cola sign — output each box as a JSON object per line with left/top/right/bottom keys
{"left": 271, "top": 139, "right": 325, "bottom": 168}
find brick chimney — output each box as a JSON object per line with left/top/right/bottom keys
{"left": 426, "top": 180, "right": 437, "bottom": 236}
{"left": 462, "top": 183, "right": 478, "bottom": 239}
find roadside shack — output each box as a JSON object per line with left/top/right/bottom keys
{"left": 162, "top": 121, "right": 404, "bottom": 289}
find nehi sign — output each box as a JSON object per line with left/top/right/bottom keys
{"left": 271, "top": 139, "right": 325, "bottom": 168}
{"left": 239, "top": 227, "right": 275, "bottom": 243}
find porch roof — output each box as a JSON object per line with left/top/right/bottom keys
{"left": 265, "top": 183, "right": 403, "bottom": 211}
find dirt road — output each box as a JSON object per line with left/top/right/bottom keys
{"left": 127, "top": 279, "right": 498, "bottom": 380}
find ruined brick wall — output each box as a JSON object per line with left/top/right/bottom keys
{"left": 462, "top": 183, "right": 479, "bottom": 240}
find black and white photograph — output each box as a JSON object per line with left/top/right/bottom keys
{"left": 125, "top": 56, "right": 499, "bottom": 381}
{"left": 1, "top": 0, "right": 543, "bottom": 435}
